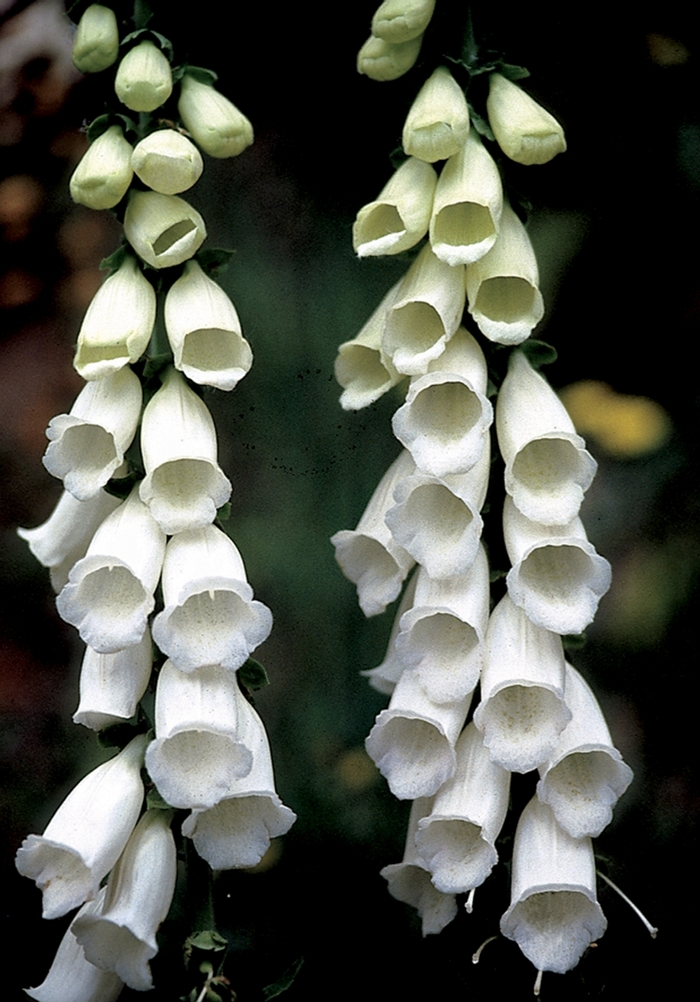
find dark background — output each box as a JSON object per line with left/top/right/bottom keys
{"left": 1, "top": 1, "right": 698, "bottom": 998}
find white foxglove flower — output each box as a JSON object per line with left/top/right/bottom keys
{"left": 25, "top": 888, "right": 123, "bottom": 1002}
{"left": 139, "top": 367, "right": 232, "bottom": 534}
{"left": 473, "top": 594, "right": 570, "bottom": 773}
{"left": 362, "top": 572, "right": 418, "bottom": 695}
{"left": 429, "top": 130, "right": 503, "bottom": 266}
{"left": 357, "top": 33, "right": 423, "bottom": 81}
{"left": 178, "top": 74, "right": 253, "bottom": 158}
{"left": 17, "top": 488, "right": 121, "bottom": 593}
{"left": 57, "top": 487, "right": 166, "bottom": 653}
{"left": 131, "top": 129, "right": 204, "bottom": 194}
{"left": 73, "top": 810, "right": 177, "bottom": 992}
{"left": 386, "top": 436, "right": 490, "bottom": 577}
{"left": 114, "top": 40, "right": 172, "bottom": 113}
{"left": 69, "top": 125, "right": 134, "bottom": 211}
{"left": 465, "top": 203, "right": 544, "bottom": 345}
{"left": 146, "top": 661, "right": 258, "bottom": 809}
{"left": 380, "top": 797, "right": 457, "bottom": 935}
{"left": 500, "top": 798, "right": 606, "bottom": 974}
{"left": 15, "top": 734, "right": 148, "bottom": 920}
{"left": 71, "top": 5, "right": 119, "bottom": 74}
{"left": 73, "top": 255, "right": 156, "bottom": 380}
{"left": 353, "top": 157, "right": 437, "bottom": 257}
{"left": 395, "top": 547, "right": 489, "bottom": 704}
{"left": 365, "top": 669, "right": 472, "bottom": 799}
{"left": 164, "top": 260, "right": 252, "bottom": 391}
{"left": 504, "top": 496, "right": 612, "bottom": 635}
{"left": 487, "top": 73, "right": 567, "bottom": 166}
{"left": 334, "top": 281, "right": 404, "bottom": 410}
{"left": 73, "top": 629, "right": 153, "bottom": 731}
{"left": 402, "top": 66, "right": 470, "bottom": 163}
{"left": 415, "top": 723, "right": 510, "bottom": 894}
{"left": 181, "top": 702, "right": 296, "bottom": 868}
{"left": 372, "top": 0, "right": 436, "bottom": 42}
{"left": 331, "top": 451, "right": 416, "bottom": 617}
{"left": 152, "top": 524, "right": 272, "bottom": 672}
{"left": 537, "top": 663, "right": 633, "bottom": 838}
{"left": 43, "top": 367, "right": 142, "bottom": 502}
{"left": 497, "top": 351, "right": 597, "bottom": 525}
{"left": 391, "top": 327, "right": 492, "bottom": 476}
{"left": 383, "top": 243, "right": 466, "bottom": 375}
{"left": 124, "top": 190, "right": 206, "bottom": 270}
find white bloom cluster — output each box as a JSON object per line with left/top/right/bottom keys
{"left": 17, "top": 7, "right": 294, "bottom": 998}
{"left": 333, "top": 18, "right": 631, "bottom": 986}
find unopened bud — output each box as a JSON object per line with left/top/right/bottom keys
{"left": 69, "top": 125, "right": 133, "bottom": 211}
{"left": 178, "top": 75, "right": 253, "bottom": 158}
{"left": 115, "top": 40, "right": 173, "bottom": 113}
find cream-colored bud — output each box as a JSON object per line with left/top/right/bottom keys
{"left": 124, "top": 190, "right": 206, "bottom": 269}
{"left": 178, "top": 75, "right": 253, "bottom": 158}
{"left": 72, "top": 4, "right": 119, "bottom": 74}
{"left": 115, "top": 40, "right": 173, "bottom": 113}
{"left": 132, "top": 129, "right": 203, "bottom": 194}
{"left": 487, "top": 72, "right": 567, "bottom": 166}
{"left": 372, "top": 0, "right": 436, "bottom": 43}
{"left": 357, "top": 33, "right": 423, "bottom": 82}
{"left": 402, "top": 67, "right": 470, "bottom": 163}
{"left": 353, "top": 157, "right": 437, "bottom": 257}
{"left": 69, "top": 125, "right": 134, "bottom": 211}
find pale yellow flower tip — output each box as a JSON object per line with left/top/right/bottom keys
{"left": 357, "top": 33, "right": 423, "bottom": 82}
{"left": 402, "top": 66, "right": 470, "bottom": 163}
{"left": 178, "top": 74, "right": 253, "bottom": 159}
{"left": 372, "top": 0, "right": 437, "bottom": 43}
{"left": 69, "top": 124, "right": 134, "bottom": 211}
{"left": 72, "top": 4, "right": 119, "bottom": 74}
{"left": 487, "top": 72, "right": 567, "bottom": 166}
{"left": 115, "top": 40, "right": 173, "bottom": 113}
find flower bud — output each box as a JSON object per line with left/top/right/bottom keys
{"left": 72, "top": 5, "right": 119, "bottom": 74}
{"left": 131, "top": 129, "right": 203, "bottom": 194}
{"left": 487, "top": 72, "right": 567, "bottom": 166}
{"left": 372, "top": 0, "right": 436, "bottom": 43}
{"left": 402, "top": 66, "right": 470, "bottom": 163}
{"left": 357, "top": 33, "right": 423, "bottom": 82}
{"left": 178, "top": 74, "right": 253, "bottom": 158}
{"left": 115, "top": 40, "right": 172, "bottom": 113}
{"left": 123, "top": 190, "right": 206, "bottom": 269}
{"left": 69, "top": 125, "right": 134, "bottom": 211}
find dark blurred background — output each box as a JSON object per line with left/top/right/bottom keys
{"left": 1, "top": 1, "right": 698, "bottom": 998}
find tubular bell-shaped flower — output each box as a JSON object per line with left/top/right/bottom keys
{"left": 353, "top": 157, "right": 437, "bottom": 257}
{"left": 164, "top": 260, "right": 253, "bottom": 391}
{"left": 394, "top": 547, "right": 489, "bottom": 704}
{"left": 73, "top": 809, "right": 177, "bottom": 992}
{"left": 114, "top": 40, "right": 173, "bottom": 113}
{"left": 357, "top": 32, "right": 423, "bottom": 82}
{"left": 383, "top": 243, "right": 466, "bottom": 376}
{"left": 17, "top": 488, "right": 121, "bottom": 593}
{"left": 503, "top": 496, "right": 612, "bottom": 635}
{"left": 500, "top": 797, "right": 606, "bottom": 975}
{"left": 131, "top": 128, "right": 204, "bottom": 195}
{"left": 429, "top": 130, "right": 504, "bottom": 266}
{"left": 497, "top": 351, "right": 597, "bottom": 525}
{"left": 71, "top": 4, "right": 119, "bottom": 75}
{"left": 372, "top": 0, "right": 436, "bottom": 43}
{"left": 380, "top": 797, "right": 458, "bottom": 935}
{"left": 402, "top": 66, "right": 470, "bottom": 163}
{"left": 415, "top": 723, "right": 510, "bottom": 894}
{"left": 56, "top": 487, "right": 166, "bottom": 653}
{"left": 145, "top": 661, "right": 258, "bottom": 809}
{"left": 124, "top": 190, "right": 206, "bottom": 270}
{"left": 73, "top": 255, "right": 156, "bottom": 380}
{"left": 365, "top": 668, "right": 473, "bottom": 799}
{"left": 331, "top": 450, "right": 416, "bottom": 617}
{"left": 152, "top": 524, "right": 273, "bottom": 672}
{"left": 139, "top": 367, "right": 232, "bottom": 535}
{"left": 473, "top": 594, "right": 570, "bottom": 773}
{"left": 537, "top": 663, "right": 633, "bottom": 838}
{"left": 391, "top": 326, "right": 492, "bottom": 476}
{"left": 73, "top": 629, "right": 154, "bottom": 731}
{"left": 361, "top": 572, "right": 418, "bottom": 695}
{"left": 487, "top": 72, "right": 567, "bottom": 166}
{"left": 69, "top": 125, "right": 134, "bottom": 211}
{"left": 181, "top": 702, "right": 296, "bottom": 869}
{"left": 15, "top": 734, "right": 148, "bottom": 920}
{"left": 334, "top": 281, "right": 404, "bottom": 410}
{"left": 178, "top": 74, "right": 254, "bottom": 158}
{"left": 43, "top": 367, "right": 142, "bottom": 502}
{"left": 465, "top": 202, "right": 544, "bottom": 345}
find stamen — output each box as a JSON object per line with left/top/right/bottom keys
{"left": 472, "top": 934, "right": 497, "bottom": 964}
{"left": 597, "top": 870, "right": 658, "bottom": 938}
{"left": 465, "top": 887, "right": 476, "bottom": 914}
{"left": 533, "top": 969, "right": 543, "bottom": 996}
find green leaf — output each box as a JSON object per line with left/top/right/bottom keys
{"left": 146, "top": 785, "right": 173, "bottom": 811}
{"left": 238, "top": 658, "right": 270, "bottom": 692}
{"left": 216, "top": 502, "right": 232, "bottom": 523}
{"left": 141, "top": 351, "right": 173, "bottom": 381}
{"left": 121, "top": 28, "right": 174, "bottom": 62}
{"left": 99, "top": 244, "right": 129, "bottom": 276}
{"left": 519, "top": 340, "right": 558, "bottom": 369}
{"left": 498, "top": 62, "right": 531, "bottom": 81}
{"left": 262, "top": 958, "right": 304, "bottom": 1000}
{"left": 180, "top": 65, "right": 218, "bottom": 86}
{"left": 468, "top": 106, "right": 495, "bottom": 142}
{"left": 187, "top": 930, "right": 229, "bottom": 953}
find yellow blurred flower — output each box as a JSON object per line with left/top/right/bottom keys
{"left": 559, "top": 380, "right": 671, "bottom": 457}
